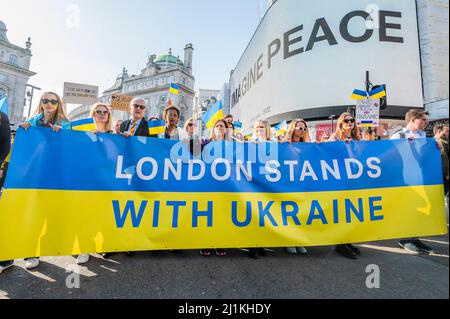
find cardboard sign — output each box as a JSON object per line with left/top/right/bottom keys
{"left": 111, "top": 94, "right": 133, "bottom": 112}
{"left": 63, "top": 82, "right": 99, "bottom": 105}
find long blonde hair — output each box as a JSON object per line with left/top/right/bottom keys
{"left": 285, "top": 119, "right": 311, "bottom": 142}
{"left": 89, "top": 103, "right": 112, "bottom": 131}
{"left": 334, "top": 112, "right": 360, "bottom": 141}
{"left": 253, "top": 120, "right": 272, "bottom": 141}
{"left": 32, "top": 92, "right": 69, "bottom": 125}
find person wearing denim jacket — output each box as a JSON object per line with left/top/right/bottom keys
{"left": 17, "top": 91, "right": 71, "bottom": 271}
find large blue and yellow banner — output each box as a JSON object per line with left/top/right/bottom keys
{"left": 0, "top": 127, "right": 447, "bottom": 261}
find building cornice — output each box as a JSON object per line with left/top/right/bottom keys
{"left": 0, "top": 61, "right": 36, "bottom": 77}
{"left": 0, "top": 40, "right": 32, "bottom": 56}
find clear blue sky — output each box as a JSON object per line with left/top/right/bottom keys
{"left": 1, "top": 0, "right": 268, "bottom": 111}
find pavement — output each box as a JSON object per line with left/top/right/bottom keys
{"left": 0, "top": 233, "right": 448, "bottom": 299}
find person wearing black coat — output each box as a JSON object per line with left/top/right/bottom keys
{"left": 0, "top": 111, "right": 11, "bottom": 163}
{"left": 120, "top": 98, "right": 150, "bottom": 138}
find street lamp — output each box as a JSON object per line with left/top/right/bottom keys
{"left": 329, "top": 115, "right": 336, "bottom": 133}
{"left": 26, "top": 84, "right": 41, "bottom": 117}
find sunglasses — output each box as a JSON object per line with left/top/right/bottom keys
{"left": 133, "top": 104, "right": 146, "bottom": 110}
{"left": 343, "top": 119, "right": 355, "bottom": 124}
{"left": 42, "top": 99, "right": 58, "bottom": 105}
{"left": 187, "top": 123, "right": 196, "bottom": 127}
{"left": 95, "top": 110, "right": 109, "bottom": 116}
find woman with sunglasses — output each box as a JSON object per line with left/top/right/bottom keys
{"left": 75, "top": 103, "right": 113, "bottom": 264}
{"left": 328, "top": 112, "right": 360, "bottom": 142}
{"left": 184, "top": 117, "right": 198, "bottom": 139}
{"left": 252, "top": 120, "right": 275, "bottom": 143}
{"left": 20, "top": 92, "right": 71, "bottom": 132}
{"left": 327, "top": 113, "right": 362, "bottom": 259}
{"left": 282, "top": 119, "right": 310, "bottom": 255}
{"left": 245, "top": 120, "right": 277, "bottom": 259}
{"left": 90, "top": 103, "right": 113, "bottom": 134}
{"left": 18, "top": 92, "right": 71, "bottom": 270}
{"left": 199, "top": 119, "right": 230, "bottom": 257}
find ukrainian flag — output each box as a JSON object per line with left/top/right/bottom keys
{"left": 202, "top": 100, "right": 224, "bottom": 129}
{"left": 351, "top": 89, "right": 368, "bottom": 100}
{"left": 148, "top": 120, "right": 166, "bottom": 135}
{"left": 169, "top": 83, "right": 180, "bottom": 95}
{"left": 71, "top": 118, "right": 96, "bottom": 131}
{"left": 234, "top": 121, "right": 243, "bottom": 133}
{"left": 369, "top": 86, "right": 386, "bottom": 99}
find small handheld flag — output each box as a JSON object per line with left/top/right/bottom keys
{"left": 274, "top": 120, "right": 288, "bottom": 132}
{"left": 234, "top": 121, "right": 243, "bottom": 133}
{"left": 369, "top": 86, "right": 386, "bottom": 99}
{"left": 169, "top": 83, "right": 180, "bottom": 95}
{"left": 201, "top": 100, "right": 224, "bottom": 129}
{"left": 71, "top": 118, "right": 96, "bottom": 131}
{"left": 148, "top": 120, "right": 166, "bottom": 135}
{"left": 272, "top": 120, "right": 288, "bottom": 137}
{"left": 351, "top": 89, "right": 368, "bottom": 100}
{"left": 0, "top": 96, "right": 8, "bottom": 115}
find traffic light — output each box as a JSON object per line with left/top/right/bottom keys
{"left": 372, "top": 84, "right": 387, "bottom": 110}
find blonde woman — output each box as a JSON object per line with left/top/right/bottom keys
{"left": 327, "top": 112, "right": 362, "bottom": 259}
{"left": 184, "top": 117, "right": 198, "bottom": 138}
{"left": 328, "top": 113, "right": 361, "bottom": 142}
{"left": 252, "top": 120, "right": 274, "bottom": 142}
{"left": 20, "top": 92, "right": 71, "bottom": 132}
{"left": 18, "top": 92, "right": 71, "bottom": 270}
{"left": 89, "top": 103, "right": 113, "bottom": 134}
{"left": 199, "top": 119, "right": 229, "bottom": 257}
{"left": 282, "top": 119, "right": 311, "bottom": 255}
{"left": 75, "top": 103, "right": 113, "bottom": 265}
{"left": 284, "top": 119, "right": 311, "bottom": 143}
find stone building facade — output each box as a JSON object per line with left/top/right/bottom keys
{"left": 0, "top": 20, "right": 36, "bottom": 124}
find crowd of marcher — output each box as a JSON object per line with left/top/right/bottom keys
{"left": 0, "top": 91, "right": 448, "bottom": 273}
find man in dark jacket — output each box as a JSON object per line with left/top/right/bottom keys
{"left": 120, "top": 98, "right": 150, "bottom": 137}
{"left": 0, "top": 111, "right": 11, "bottom": 163}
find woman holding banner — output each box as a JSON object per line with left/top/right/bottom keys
{"left": 328, "top": 112, "right": 361, "bottom": 143}
{"left": 252, "top": 120, "right": 275, "bottom": 143}
{"left": 327, "top": 113, "right": 362, "bottom": 260}
{"left": 20, "top": 92, "right": 71, "bottom": 132}
{"left": 89, "top": 103, "right": 113, "bottom": 134}
{"left": 199, "top": 119, "right": 230, "bottom": 257}
{"left": 245, "top": 120, "right": 278, "bottom": 259}
{"left": 75, "top": 103, "right": 113, "bottom": 265}
{"left": 163, "top": 105, "right": 189, "bottom": 140}
{"left": 18, "top": 92, "right": 71, "bottom": 270}
{"left": 283, "top": 119, "right": 311, "bottom": 255}
{"left": 184, "top": 117, "right": 198, "bottom": 139}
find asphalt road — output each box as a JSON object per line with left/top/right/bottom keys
{"left": 0, "top": 234, "right": 448, "bottom": 299}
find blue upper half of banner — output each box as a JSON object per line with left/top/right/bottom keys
{"left": 5, "top": 127, "right": 443, "bottom": 193}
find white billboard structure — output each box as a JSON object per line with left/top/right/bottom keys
{"left": 230, "top": 0, "right": 426, "bottom": 133}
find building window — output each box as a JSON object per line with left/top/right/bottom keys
{"left": 0, "top": 88, "right": 6, "bottom": 97}
{"left": 9, "top": 54, "right": 18, "bottom": 65}
{"left": 0, "top": 73, "right": 8, "bottom": 83}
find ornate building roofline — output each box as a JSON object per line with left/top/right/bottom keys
{"left": 0, "top": 40, "right": 33, "bottom": 56}
{"left": 0, "top": 61, "right": 36, "bottom": 77}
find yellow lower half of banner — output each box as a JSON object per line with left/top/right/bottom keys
{"left": 0, "top": 185, "right": 447, "bottom": 261}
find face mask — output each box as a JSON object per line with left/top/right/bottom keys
{"left": 214, "top": 128, "right": 222, "bottom": 136}
{"left": 257, "top": 128, "right": 266, "bottom": 136}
